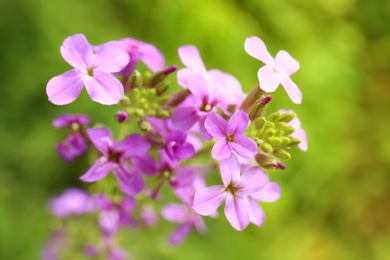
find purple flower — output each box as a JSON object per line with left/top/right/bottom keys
{"left": 42, "top": 230, "right": 67, "bottom": 260}
{"left": 162, "top": 203, "right": 206, "bottom": 245}
{"left": 177, "top": 45, "right": 245, "bottom": 106}
{"left": 245, "top": 36, "right": 302, "bottom": 104}
{"left": 205, "top": 110, "right": 258, "bottom": 160}
{"left": 247, "top": 181, "right": 281, "bottom": 226}
{"left": 79, "top": 128, "right": 151, "bottom": 196}
{"left": 141, "top": 206, "right": 158, "bottom": 226}
{"left": 193, "top": 154, "right": 269, "bottom": 230}
{"left": 96, "top": 195, "right": 135, "bottom": 235}
{"left": 47, "top": 34, "right": 129, "bottom": 105}
{"left": 118, "top": 38, "right": 165, "bottom": 78}
{"left": 163, "top": 130, "right": 195, "bottom": 163}
{"left": 85, "top": 236, "right": 127, "bottom": 260}
{"left": 53, "top": 114, "right": 90, "bottom": 128}
{"left": 280, "top": 109, "right": 308, "bottom": 151}
{"left": 56, "top": 133, "right": 88, "bottom": 162}
{"left": 171, "top": 76, "right": 226, "bottom": 141}
{"left": 49, "top": 188, "right": 96, "bottom": 217}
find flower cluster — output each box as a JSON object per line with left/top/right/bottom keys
{"left": 44, "top": 34, "right": 307, "bottom": 259}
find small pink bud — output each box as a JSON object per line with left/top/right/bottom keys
{"left": 115, "top": 111, "right": 128, "bottom": 123}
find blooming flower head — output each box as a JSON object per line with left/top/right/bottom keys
{"left": 47, "top": 34, "right": 129, "bottom": 105}
{"left": 245, "top": 36, "right": 302, "bottom": 104}
{"left": 193, "top": 154, "right": 269, "bottom": 230}
{"left": 49, "top": 188, "right": 96, "bottom": 217}
{"left": 79, "top": 128, "right": 152, "bottom": 196}
{"left": 56, "top": 132, "right": 88, "bottom": 162}
{"left": 205, "top": 110, "right": 258, "bottom": 160}
{"left": 280, "top": 109, "right": 308, "bottom": 151}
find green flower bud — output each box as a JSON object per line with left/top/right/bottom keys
{"left": 268, "top": 137, "right": 282, "bottom": 147}
{"left": 264, "top": 128, "right": 276, "bottom": 138}
{"left": 273, "top": 148, "right": 291, "bottom": 159}
{"left": 283, "top": 126, "right": 296, "bottom": 135}
{"left": 145, "top": 109, "right": 156, "bottom": 117}
{"left": 134, "top": 108, "right": 144, "bottom": 118}
{"left": 267, "top": 111, "right": 281, "bottom": 122}
{"left": 120, "top": 95, "right": 131, "bottom": 107}
{"left": 254, "top": 117, "right": 266, "bottom": 130}
{"left": 129, "top": 70, "right": 141, "bottom": 89}
{"left": 261, "top": 142, "right": 273, "bottom": 153}
{"left": 279, "top": 112, "right": 296, "bottom": 123}
{"left": 275, "top": 122, "right": 286, "bottom": 130}
{"left": 138, "top": 120, "right": 152, "bottom": 132}
{"left": 156, "top": 110, "right": 171, "bottom": 118}
{"left": 280, "top": 137, "right": 291, "bottom": 146}
{"left": 142, "top": 71, "right": 152, "bottom": 85}
{"left": 289, "top": 137, "right": 302, "bottom": 146}
{"left": 155, "top": 81, "right": 170, "bottom": 96}
{"left": 255, "top": 153, "right": 277, "bottom": 169}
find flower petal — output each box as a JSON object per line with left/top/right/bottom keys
{"left": 168, "top": 222, "right": 192, "bottom": 246}
{"left": 87, "top": 128, "right": 113, "bottom": 156}
{"left": 130, "top": 154, "right": 157, "bottom": 175}
{"left": 236, "top": 166, "right": 269, "bottom": 196}
{"left": 186, "top": 75, "right": 210, "bottom": 99}
{"left": 244, "top": 36, "right": 274, "bottom": 65}
{"left": 178, "top": 45, "right": 206, "bottom": 73}
{"left": 251, "top": 181, "right": 281, "bottom": 202}
{"left": 113, "top": 165, "right": 144, "bottom": 196}
{"left": 46, "top": 69, "right": 84, "bottom": 105}
{"left": 220, "top": 154, "right": 241, "bottom": 186}
{"left": 161, "top": 204, "right": 187, "bottom": 222}
{"left": 193, "top": 185, "right": 226, "bottom": 216}
{"left": 211, "top": 138, "right": 231, "bottom": 160}
{"left": 224, "top": 193, "right": 250, "bottom": 231}
{"left": 139, "top": 43, "right": 165, "bottom": 72}
{"left": 205, "top": 113, "right": 228, "bottom": 139}
{"left": 93, "top": 41, "right": 129, "bottom": 73}
{"left": 120, "top": 134, "right": 151, "bottom": 157}
{"left": 227, "top": 110, "right": 249, "bottom": 136}
{"left": 230, "top": 136, "right": 258, "bottom": 158}
{"left": 281, "top": 76, "right": 302, "bottom": 104}
{"left": 80, "top": 158, "right": 113, "bottom": 182}
{"left": 60, "top": 34, "right": 92, "bottom": 71}
{"left": 248, "top": 198, "right": 265, "bottom": 226}
{"left": 171, "top": 106, "right": 200, "bottom": 131}
{"left": 84, "top": 70, "right": 124, "bottom": 105}
{"left": 257, "top": 66, "right": 282, "bottom": 93}
{"left": 167, "top": 130, "right": 187, "bottom": 146}
{"left": 53, "top": 114, "right": 90, "bottom": 128}
{"left": 174, "top": 142, "right": 195, "bottom": 160}
{"left": 177, "top": 68, "right": 196, "bottom": 88}
{"left": 275, "top": 50, "right": 300, "bottom": 76}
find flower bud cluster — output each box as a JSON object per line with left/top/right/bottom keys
{"left": 44, "top": 34, "right": 307, "bottom": 259}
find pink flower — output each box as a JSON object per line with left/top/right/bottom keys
{"left": 245, "top": 36, "right": 302, "bottom": 104}
{"left": 280, "top": 109, "right": 308, "bottom": 151}
{"left": 193, "top": 154, "right": 269, "bottom": 231}
{"left": 79, "top": 128, "right": 151, "bottom": 196}
{"left": 205, "top": 111, "right": 258, "bottom": 160}
{"left": 46, "top": 34, "right": 129, "bottom": 105}
{"left": 49, "top": 188, "right": 96, "bottom": 217}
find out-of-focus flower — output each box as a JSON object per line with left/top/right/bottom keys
{"left": 49, "top": 188, "right": 96, "bottom": 217}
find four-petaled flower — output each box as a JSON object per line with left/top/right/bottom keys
{"left": 245, "top": 36, "right": 302, "bottom": 104}
{"left": 205, "top": 110, "right": 258, "bottom": 160}
{"left": 47, "top": 34, "right": 129, "bottom": 105}
{"left": 193, "top": 154, "right": 269, "bottom": 230}
{"left": 79, "top": 127, "right": 151, "bottom": 196}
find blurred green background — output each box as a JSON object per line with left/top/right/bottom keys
{"left": 1, "top": 0, "right": 390, "bottom": 259}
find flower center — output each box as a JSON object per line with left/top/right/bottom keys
{"left": 108, "top": 150, "right": 122, "bottom": 163}
{"left": 272, "top": 68, "right": 280, "bottom": 73}
{"left": 225, "top": 183, "right": 238, "bottom": 195}
{"left": 227, "top": 135, "right": 234, "bottom": 142}
{"left": 87, "top": 67, "right": 95, "bottom": 77}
